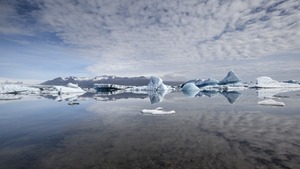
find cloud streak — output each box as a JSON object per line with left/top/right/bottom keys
{"left": 0, "top": 0, "right": 300, "bottom": 80}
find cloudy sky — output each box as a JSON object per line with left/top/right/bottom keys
{"left": 0, "top": 0, "right": 300, "bottom": 82}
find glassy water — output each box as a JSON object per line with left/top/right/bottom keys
{"left": 1, "top": 89, "right": 300, "bottom": 169}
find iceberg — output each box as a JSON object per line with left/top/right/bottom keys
{"left": 258, "top": 99, "right": 285, "bottom": 106}
{"left": 181, "top": 83, "right": 200, "bottom": 91}
{"left": 181, "top": 83, "right": 200, "bottom": 97}
{"left": 147, "top": 91, "right": 167, "bottom": 104}
{"left": 196, "top": 78, "right": 219, "bottom": 87}
{"left": 182, "top": 71, "right": 245, "bottom": 92}
{"left": 147, "top": 76, "right": 170, "bottom": 91}
{"left": 53, "top": 86, "right": 85, "bottom": 94}
{"left": 221, "top": 91, "right": 241, "bottom": 104}
{"left": 255, "top": 76, "right": 300, "bottom": 88}
{"left": 218, "top": 71, "right": 242, "bottom": 85}
{"left": 141, "top": 107, "right": 175, "bottom": 115}
{"left": 67, "top": 83, "right": 80, "bottom": 88}
{"left": 0, "top": 84, "right": 40, "bottom": 94}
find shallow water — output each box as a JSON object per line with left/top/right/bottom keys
{"left": 1, "top": 89, "right": 300, "bottom": 169}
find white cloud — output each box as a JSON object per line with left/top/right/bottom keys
{"left": 1, "top": 0, "right": 300, "bottom": 80}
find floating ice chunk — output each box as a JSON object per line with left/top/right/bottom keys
{"left": 255, "top": 76, "right": 300, "bottom": 88}
{"left": 53, "top": 85, "right": 85, "bottom": 94}
{"left": 255, "top": 76, "right": 282, "bottom": 88}
{"left": 181, "top": 83, "right": 200, "bottom": 97}
{"left": 0, "top": 84, "right": 40, "bottom": 94}
{"left": 67, "top": 83, "right": 79, "bottom": 88}
{"left": 196, "top": 78, "right": 219, "bottom": 87}
{"left": 258, "top": 99, "right": 285, "bottom": 106}
{"left": 219, "top": 71, "right": 242, "bottom": 85}
{"left": 182, "top": 83, "right": 200, "bottom": 91}
{"left": 147, "top": 76, "right": 170, "bottom": 91}
{"left": 141, "top": 107, "right": 175, "bottom": 115}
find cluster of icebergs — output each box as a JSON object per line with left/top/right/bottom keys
{"left": 1, "top": 71, "right": 300, "bottom": 107}
{"left": 181, "top": 71, "right": 247, "bottom": 94}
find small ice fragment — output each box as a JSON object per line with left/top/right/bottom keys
{"left": 141, "top": 107, "right": 175, "bottom": 115}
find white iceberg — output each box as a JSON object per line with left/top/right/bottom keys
{"left": 218, "top": 71, "right": 242, "bottom": 85}
{"left": 181, "top": 83, "right": 201, "bottom": 97}
{"left": 41, "top": 83, "right": 85, "bottom": 94}
{"left": 67, "top": 83, "right": 80, "bottom": 88}
{"left": 53, "top": 86, "right": 85, "bottom": 94}
{"left": 196, "top": 78, "right": 219, "bottom": 87}
{"left": 0, "top": 84, "right": 40, "bottom": 94}
{"left": 147, "top": 76, "right": 171, "bottom": 91}
{"left": 255, "top": 76, "right": 300, "bottom": 88}
{"left": 181, "top": 83, "right": 200, "bottom": 91}
{"left": 141, "top": 107, "right": 175, "bottom": 115}
{"left": 182, "top": 71, "right": 245, "bottom": 92}
{"left": 258, "top": 99, "right": 285, "bottom": 106}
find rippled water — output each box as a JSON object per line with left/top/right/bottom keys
{"left": 1, "top": 89, "right": 300, "bottom": 169}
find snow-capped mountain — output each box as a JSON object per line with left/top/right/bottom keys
{"left": 41, "top": 76, "right": 182, "bottom": 88}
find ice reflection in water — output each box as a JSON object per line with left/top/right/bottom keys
{"left": 0, "top": 90, "right": 300, "bottom": 168}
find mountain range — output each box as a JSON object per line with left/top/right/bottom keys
{"left": 41, "top": 75, "right": 183, "bottom": 88}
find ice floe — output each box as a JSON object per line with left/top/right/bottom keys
{"left": 0, "top": 84, "right": 40, "bottom": 94}
{"left": 218, "top": 71, "right": 242, "bottom": 85}
{"left": 141, "top": 107, "right": 175, "bottom": 115}
{"left": 255, "top": 76, "right": 300, "bottom": 88}
{"left": 52, "top": 83, "right": 85, "bottom": 94}
{"left": 147, "top": 76, "right": 171, "bottom": 91}
{"left": 181, "top": 83, "right": 200, "bottom": 92}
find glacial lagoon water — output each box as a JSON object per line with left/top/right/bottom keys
{"left": 1, "top": 89, "right": 300, "bottom": 169}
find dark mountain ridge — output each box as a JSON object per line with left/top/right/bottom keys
{"left": 41, "top": 76, "right": 183, "bottom": 88}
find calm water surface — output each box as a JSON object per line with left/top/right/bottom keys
{"left": 1, "top": 90, "right": 300, "bottom": 169}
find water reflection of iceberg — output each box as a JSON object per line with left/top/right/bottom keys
{"left": 201, "top": 91, "right": 219, "bottom": 98}
{"left": 0, "top": 94, "right": 22, "bottom": 101}
{"left": 182, "top": 90, "right": 241, "bottom": 104}
{"left": 182, "top": 89, "right": 200, "bottom": 97}
{"left": 88, "top": 92, "right": 148, "bottom": 102}
{"left": 258, "top": 99, "right": 285, "bottom": 106}
{"left": 256, "top": 88, "right": 300, "bottom": 99}
{"left": 221, "top": 91, "right": 241, "bottom": 104}
{"left": 54, "top": 93, "right": 83, "bottom": 102}
{"left": 147, "top": 90, "right": 168, "bottom": 104}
